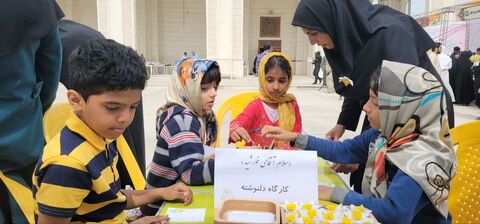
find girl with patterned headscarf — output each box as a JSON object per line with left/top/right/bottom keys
{"left": 142, "top": 59, "right": 221, "bottom": 215}
{"left": 262, "top": 60, "right": 456, "bottom": 223}
{"left": 229, "top": 52, "right": 302, "bottom": 149}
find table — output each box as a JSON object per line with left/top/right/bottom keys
{"left": 158, "top": 158, "right": 348, "bottom": 223}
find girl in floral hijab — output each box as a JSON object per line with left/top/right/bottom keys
{"left": 229, "top": 52, "right": 302, "bottom": 149}
{"left": 142, "top": 59, "right": 221, "bottom": 215}
{"left": 262, "top": 60, "right": 456, "bottom": 223}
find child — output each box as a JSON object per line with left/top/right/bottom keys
{"left": 262, "top": 60, "right": 457, "bottom": 223}
{"left": 229, "top": 52, "right": 302, "bottom": 149}
{"left": 141, "top": 59, "right": 221, "bottom": 215}
{"left": 33, "top": 39, "right": 192, "bottom": 224}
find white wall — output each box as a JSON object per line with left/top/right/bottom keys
{"left": 156, "top": 0, "right": 206, "bottom": 65}
{"left": 426, "top": 0, "right": 455, "bottom": 12}
{"left": 135, "top": 0, "right": 148, "bottom": 57}
{"left": 206, "top": 0, "right": 244, "bottom": 78}
{"left": 246, "top": 0, "right": 307, "bottom": 75}
{"left": 57, "top": 0, "right": 98, "bottom": 29}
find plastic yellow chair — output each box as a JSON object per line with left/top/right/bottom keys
{"left": 43, "top": 102, "right": 73, "bottom": 142}
{"left": 43, "top": 102, "right": 145, "bottom": 190}
{"left": 448, "top": 120, "right": 480, "bottom": 223}
{"left": 0, "top": 172, "right": 34, "bottom": 223}
{"left": 215, "top": 91, "right": 260, "bottom": 148}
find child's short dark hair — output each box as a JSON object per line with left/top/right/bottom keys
{"left": 201, "top": 62, "right": 221, "bottom": 85}
{"left": 69, "top": 39, "right": 147, "bottom": 100}
{"left": 370, "top": 66, "right": 381, "bottom": 95}
{"left": 264, "top": 55, "right": 292, "bottom": 78}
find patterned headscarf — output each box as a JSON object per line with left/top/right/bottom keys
{"left": 362, "top": 60, "right": 457, "bottom": 218}
{"left": 258, "top": 52, "right": 296, "bottom": 146}
{"left": 158, "top": 59, "right": 218, "bottom": 146}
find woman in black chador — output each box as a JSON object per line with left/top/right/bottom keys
{"left": 453, "top": 51, "right": 474, "bottom": 105}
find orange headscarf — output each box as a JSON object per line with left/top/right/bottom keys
{"left": 258, "top": 52, "right": 296, "bottom": 146}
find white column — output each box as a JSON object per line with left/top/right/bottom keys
{"left": 295, "top": 28, "right": 310, "bottom": 77}
{"left": 207, "top": 0, "right": 244, "bottom": 78}
{"left": 96, "top": 0, "right": 136, "bottom": 48}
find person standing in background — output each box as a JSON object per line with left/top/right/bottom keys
{"left": 453, "top": 51, "right": 475, "bottom": 106}
{"left": 472, "top": 48, "right": 480, "bottom": 107}
{"left": 0, "top": 1, "right": 63, "bottom": 223}
{"left": 255, "top": 42, "right": 272, "bottom": 75}
{"left": 436, "top": 43, "right": 456, "bottom": 102}
{"left": 181, "top": 52, "right": 189, "bottom": 60}
{"left": 450, "top": 46, "right": 461, "bottom": 61}
{"left": 449, "top": 51, "right": 461, "bottom": 95}
{"left": 312, "top": 51, "right": 322, "bottom": 84}
{"left": 191, "top": 51, "right": 199, "bottom": 60}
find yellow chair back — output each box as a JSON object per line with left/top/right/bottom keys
{"left": 448, "top": 120, "right": 480, "bottom": 223}
{"left": 43, "top": 102, "right": 72, "bottom": 143}
{"left": 42, "top": 102, "right": 145, "bottom": 190}
{"left": 0, "top": 171, "right": 34, "bottom": 223}
{"left": 215, "top": 91, "right": 259, "bottom": 148}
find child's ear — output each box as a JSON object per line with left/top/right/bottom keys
{"left": 67, "top": 90, "right": 85, "bottom": 113}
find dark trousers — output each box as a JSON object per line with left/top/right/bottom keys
{"left": 313, "top": 66, "right": 321, "bottom": 83}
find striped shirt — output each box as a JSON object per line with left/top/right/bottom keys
{"left": 33, "top": 112, "right": 127, "bottom": 223}
{"left": 142, "top": 105, "right": 214, "bottom": 215}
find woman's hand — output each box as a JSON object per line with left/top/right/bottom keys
{"left": 261, "top": 125, "right": 298, "bottom": 142}
{"left": 325, "top": 124, "right": 345, "bottom": 141}
{"left": 230, "top": 127, "right": 252, "bottom": 143}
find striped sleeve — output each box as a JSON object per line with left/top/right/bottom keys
{"left": 161, "top": 114, "right": 214, "bottom": 185}
{"left": 35, "top": 155, "right": 92, "bottom": 218}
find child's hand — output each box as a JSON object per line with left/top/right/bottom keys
{"left": 131, "top": 215, "right": 169, "bottom": 224}
{"left": 318, "top": 186, "right": 334, "bottom": 201}
{"left": 330, "top": 163, "right": 359, "bottom": 174}
{"left": 261, "top": 125, "right": 297, "bottom": 142}
{"left": 230, "top": 127, "right": 252, "bottom": 143}
{"left": 163, "top": 183, "right": 193, "bottom": 205}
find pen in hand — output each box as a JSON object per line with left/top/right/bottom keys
{"left": 248, "top": 128, "right": 260, "bottom": 134}
{"left": 268, "top": 139, "right": 276, "bottom": 150}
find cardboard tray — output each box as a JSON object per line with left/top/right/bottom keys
{"left": 214, "top": 199, "right": 280, "bottom": 224}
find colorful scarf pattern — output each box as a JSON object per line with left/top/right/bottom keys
{"left": 158, "top": 59, "right": 218, "bottom": 146}
{"left": 362, "top": 60, "right": 457, "bottom": 218}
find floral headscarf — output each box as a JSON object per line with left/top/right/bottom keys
{"left": 363, "top": 60, "right": 457, "bottom": 218}
{"left": 158, "top": 59, "right": 218, "bottom": 146}
{"left": 258, "top": 52, "right": 296, "bottom": 140}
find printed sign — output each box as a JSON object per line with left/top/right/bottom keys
{"left": 460, "top": 5, "right": 480, "bottom": 21}
{"left": 214, "top": 148, "right": 318, "bottom": 207}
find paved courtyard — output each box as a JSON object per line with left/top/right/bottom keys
{"left": 54, "top": 74, "right": 479, "bottom": 184}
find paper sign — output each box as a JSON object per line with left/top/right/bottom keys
{"left": 166, "top": 208, "right": 206, "bottom": 223}
{"left": 214, "top": 148, "right": 318, "bottom": 207}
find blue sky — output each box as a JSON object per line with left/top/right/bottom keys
{"left": 411, "top": 0, "right": 473, "bottom": 15}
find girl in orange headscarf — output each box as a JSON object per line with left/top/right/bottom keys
{"left": 229, "top": 52, "right": 302, "bottom": 149}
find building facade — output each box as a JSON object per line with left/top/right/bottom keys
{"left": 57, "top": 0, "right": 427, "bottom": 78}
{"left": 57, "top": 0, "right": 313, "bottom": 78}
